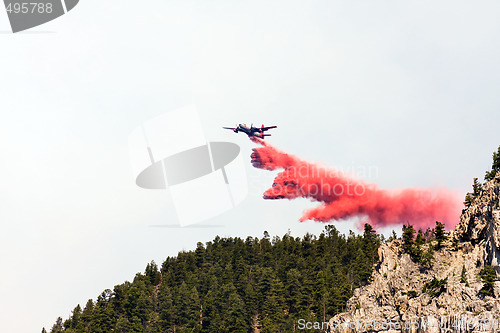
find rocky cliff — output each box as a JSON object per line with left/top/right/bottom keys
{"left": 329, "top": 173, "right": 500, "bottom": 333}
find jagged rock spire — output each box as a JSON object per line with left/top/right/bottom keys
{"left": 452, "top": 173, "right": 500, "bottom": 268}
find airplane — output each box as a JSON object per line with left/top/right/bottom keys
{"left": 223, "top": 123, "right": 277, "bottom": 139}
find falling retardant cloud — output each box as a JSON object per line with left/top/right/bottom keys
{"left": 250, "top": 137, "right": 462, "bottom": 230}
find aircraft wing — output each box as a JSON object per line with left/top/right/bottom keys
{"left": 260, "top": 125, "right": 277, "bottom": 132}
{"left": 223, "top": 127, "right": 237, "bottom": 130}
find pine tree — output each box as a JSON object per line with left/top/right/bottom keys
{"left": 473, "top": 178, "right": 482, "bottom": 196}
{"left": 201, "top": 288, "right": 218, "bottom": 331}
{"left": 242, "top": 274, "right": 258, "bottom": 320}
{"left": 460, "top": 265, "right": 469, "bottom": 287}
{"left": 80, "top": 299, "right": 94, "bottom": 330}
{"left": 90, "top": 291, "right": 115, "bottom": 333}
{"left": 434, "top": 221, "right": 447, "bottom": 249}
{"left": 408, "top": 229, "right": 425, "bottom": 263}
{"left": 68, "top": 304, "right": 82, "bottom": 330}
{"left": 464, "top": 192, "right": 474, "bottom": 208}
{"left": 485, "top": 145, "right": 500, "bottom": 181}
{"left": 188, "top": 286, "right": 201, "bottom": 329}
{"left": 158, "top": 284, "right": 174, "bottom": 331}
{"left": 479, "top": 265, "right": 497, "bottom": 297}
{"left": 175, "top": 281, "right": 191, "bottom": 327}
{"left": 402, "top": 224, "right": 416, "bottom": 253}
{"left": 351, "top": 248, "right": 371, "bottom": 284}
{"left": 285, "top": 268, "right": 304, "bottom": 316}
{"left": 145, "top": 261, "right": 162, "bottom": 286}
{"left": 314, "top": 270, "right": 330, "bottom": 326}
{"left": 419, "top": 245, "right": 434, "bottom": 268}
{"left": 50, "top": 317, "right": 63, "bottom": 333}
{"left": 465, "top": 178, "right": 483, "bottom": 208}
{"left": 226, "top": 291, "right": 248, "bottom": 332}
{"left": 363, "top": 223, "right": 380, "bottom": 265}
{"left": 363, "top": 223, "right": 377, "bottom": 244}
{"left": 415, "top": 230, "right": 425, "bottom": 246}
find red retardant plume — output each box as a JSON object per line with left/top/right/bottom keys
{"left": 250, "top": 137, "right": 462, "bottom": 230}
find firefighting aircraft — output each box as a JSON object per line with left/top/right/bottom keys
{"left": 223, "top": 124, "right": 277, "bottom": 139}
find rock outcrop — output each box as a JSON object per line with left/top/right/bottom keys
{"left": 453, "top": 175, "right": 500, "bottom": 270}
{"left": 329, "top": 173, "right": 500, "bottom": 332}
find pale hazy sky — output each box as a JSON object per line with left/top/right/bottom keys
{"left": 1, "top": 1, "right": 500, "bottom": 332}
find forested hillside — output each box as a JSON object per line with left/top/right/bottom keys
{"left": 45, "top": 225, "right": 382, "bottom": 333}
